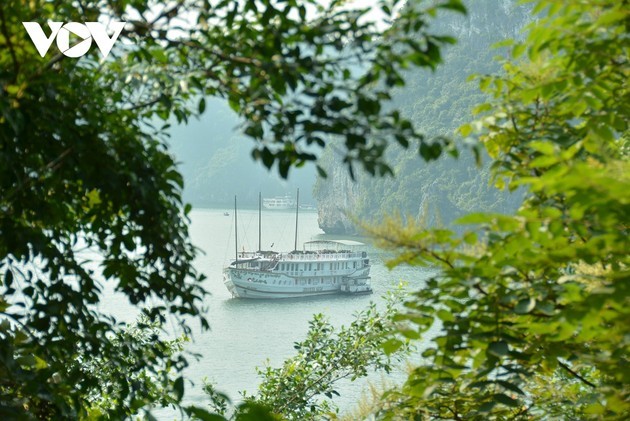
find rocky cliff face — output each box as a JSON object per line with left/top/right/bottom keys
{"left": 314, "top": 162, "right": 362, "bottom": 235}
{"left": 313, "top": 0, "right": 530, "bottom": 234}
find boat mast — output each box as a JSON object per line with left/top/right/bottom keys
{"left": 258, "top": 192, "right": 262, "bottom": 252}
{"left": 234, "top": 195, "right": 238, "bottom": 266}
{"left": 294, "top": 188, "right": 299, "bottom": 251}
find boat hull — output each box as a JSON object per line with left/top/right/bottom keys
{"left": 223, "top": 267, "right": 370, "bottom": 299}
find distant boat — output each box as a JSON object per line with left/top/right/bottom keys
{"left": 224, "top": 212, "right": 230, "bottom": 216}
{"left": 262, "top": 195, "right": 295, "bottom": 210}
{"left": 223, "top": 190, "right": 372, "bottom": 299}
{"left": 299, "top": 204, "right": 317, "bottom": 211}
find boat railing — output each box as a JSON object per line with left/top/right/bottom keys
{"left": 233, "top": 252, "right": 365, "bottom": 261}
{"left": 303, "top": 268, "right": 368, "bottom": 277}
{"left": 279, "top": 252, "right": 364, "bottom": 261}
{"left": 235, "top": 251, "right": 260, "bottom": 260}
{"left": 233, "top": 251, "right": 368, "bottom": 264}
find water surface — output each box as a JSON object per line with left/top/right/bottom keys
{"left": 115, "top": 207, "right": 432, "bottom": 416}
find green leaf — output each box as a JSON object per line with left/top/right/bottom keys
{"left": 530, "top": 155, "right": 559, "bottom": 168}
{"left": 512, "top": 43, "right": 526, "bottom": 58}
{"left": 492, "top": 393, "right": 520, "bottom": 408}
{"left": 436, "top": 309, "right": 455, "bottom": 322}
{"left": 487, "top": 341, "right": 509, "bottom": 357}
{"left": 596, "top": 9, "right": 627, "bottom": 25}
{"left": 382, "top": 338, "right": 404, "bottom": 356}
{"left": 515, "top": 297, "right": 536, "bottom": 314}
{"left": 186, "top": 406, "right": 226, "bottom": 421}
{"left": 478, "top": 401, "right": 496, "bottom": 412}
{"left": 399, "top": 329, "right": 420, "bottom": 339}
{"left": 5, "top": 84, "right": 20, "bottom": 95}
{"left": 463, "top": 231, "right": 477, "bottom": 245}
{"left": 459, "top": 123, "right": 473, "bottom": 137}
{"left": 151, "top": 48, "right": 168, "bottom": 63}
{"left": 456, "top": 213, "right": 492, "bottom": 225}
{"left": 528, "top": 140, "right": 555, "bottom": 155}
{"left": 497, "top": 380, "right": 524, "bottom": 395}
{"left": 419, "top": 142, "right": 442, "bottom": 161}
{"left": 438, "top": 0, "right": 467, "bottom": 14}
{"left": 174, "top": 376, "right": 185, "bottom": 401}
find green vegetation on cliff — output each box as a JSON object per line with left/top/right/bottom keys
{"left": 315, "top": 0, "right": 530, "bottom": 232}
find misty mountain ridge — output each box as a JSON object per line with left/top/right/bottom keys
{"left": 166, "top": 97, "right": 317, "bottom": 208}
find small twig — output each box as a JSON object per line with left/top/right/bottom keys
{"left": 29, "top": 52, "right": 66, "bottom": 81}
{"left": 510, "top": 113, "right": 519, "bottom": 134}
{"left": 443, "top": 405, "right": 463, "bottom": 420}
{"left": 428, "top": 250, "right": 455, "bottom": 269}
{"left": 5, "top": 146, "right": 74, "bottom": 208}
{"left": 165, "top": 38, "right": 264, "bottom": 68}
{"left": 0, "top": 311, "right": 41, "bottom": 345}
{"left": 558, "top": 360, "right": 596, "bottom": 388}
{"left": 149, "top": 0, "right": 186, "bottom": 26}
{"left": 121, "top": 95, "right": 163, "bottom": 112}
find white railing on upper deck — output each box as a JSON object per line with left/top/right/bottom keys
{"left": 277, "top": 268, "right": 369, "bottom": 277}
{"left": 232, "top": 251, "right": 367, "bottom": 263}
{"left": 278, "top": 252, "right": 364, "bottom": 261}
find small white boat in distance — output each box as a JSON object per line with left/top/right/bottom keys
{"left": 223, "top": 240, "right": 372, "bottom": 299}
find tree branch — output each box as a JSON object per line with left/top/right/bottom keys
{"left": 5, "top": 147, "right": 74, "bottom": 209}
{"left": 0, "top": 311, "right": 41, "bottom": 346}
{"left": 121, "top": 96, "right": 164, "bottom": 112}
{"left": 0, "top": 3, "right": 19, "bottom": 79}
{"left": 29, "top": 52, "right": 66, "bottom": 81}
{"left": 558, "top": 360, "right": 597, "bottom": 389}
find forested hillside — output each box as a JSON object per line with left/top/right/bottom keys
{"left": 315, "top": 0, "right": 529, "bottom": 233}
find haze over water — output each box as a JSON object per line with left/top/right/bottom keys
{"left": 106, "top": 207, "right": 433, "bottom": 416}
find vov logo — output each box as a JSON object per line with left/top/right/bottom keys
{"left": 22, "top": 21, "right": 125, "bottom": 58}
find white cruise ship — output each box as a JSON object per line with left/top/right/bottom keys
{"left": 223, "top": 240, "right": 372, "bottom": 299}
{"left": 223, "top": 190, "right": 371, "bottom": 299}
{"left": 262, "top": 195, "right": 295, "bottom": 210}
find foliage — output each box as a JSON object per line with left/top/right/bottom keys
{"left": 366, "top": 0, "right": 629, "bottom": 418}
{"left": 250, "top": 301, "right": 406, "bottom": 420}
{"left": 82, "top": 317, "right": 189, "bottom": 417}
{"left": 1, "top": 0, "right": 207, "bottom": 416}
{"left": 205, "top": 290, "right": 409, "bottom": 421}
{"left": 0, "top": 0, "right": 469, "bottom": 417}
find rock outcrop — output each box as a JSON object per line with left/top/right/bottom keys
{"left": 314, "top": 163, "right": 361, "bottom": 235}
{"left": 312, "top": 0, "right": 530, "bottom": 234}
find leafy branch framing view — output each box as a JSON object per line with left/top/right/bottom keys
{"left": 1, "top": 0, "right": 628, "bottom": 419}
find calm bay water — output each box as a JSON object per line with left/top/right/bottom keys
{"left": 105, "top": 207, "right": 433, "bottom": 417}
